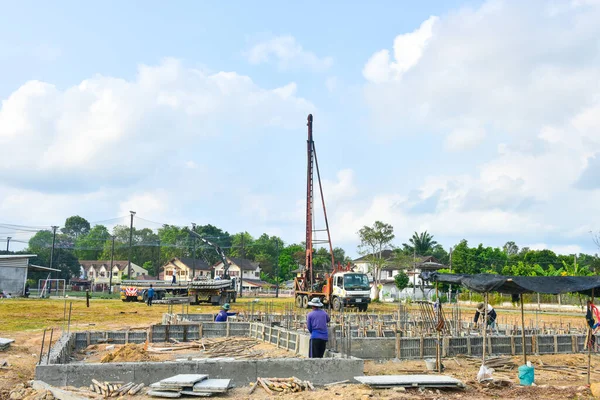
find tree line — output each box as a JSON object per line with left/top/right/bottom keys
{"left": 356, "top": 221, "right": 600, "bottom": 299}
{"left": 18, "top": 215, "right": 352, "bottom": 284}
{"left": 9, "top": 215, "right": 600, "bottom": 288}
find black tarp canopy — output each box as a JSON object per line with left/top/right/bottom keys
{"left": 421, "top": 272, "right": 600, "bottom": 296}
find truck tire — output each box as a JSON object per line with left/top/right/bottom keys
{"left": 142, "top": 291, "right": 148, "bottom": 302}
{"left": 359, "top": 304, "right": 368, "bottom": 312}
{"left": 332, "top": 297, "right": 341, "bottom": 311}
{"left": 302, "top": 295, "right": 309, "bottom": 309}
{"left": 295, "top": 295, "right": 303, "bottom": 308}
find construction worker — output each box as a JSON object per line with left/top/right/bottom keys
{"left": 215, "top": 303, "right": 230, "bottom": 322}
{"left": 147, "top": 284, "right": 155, "bottom": 306}
{"left": 306, "top": 298, "right": 330, "bottom": 358}
{"left": 474, "top": 302, "right": 498, "bottom": 334}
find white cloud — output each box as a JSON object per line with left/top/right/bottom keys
{"left": 325, "top": 77, "right": 338, "bottom": 93}
{"left": 245, "top": 36, "right": 333, "bottom": 71}
{"left": 525, "top": 243, "right": 583, "bottom": 255}
{"left": 363, "top": 16, "right": 437, "bottom": 83}
{"left": 445, "top": 127, "right": 486, "bottom": 151}
{"left": 341, "top": 0, "right": 600, "bottom": 255}
{"left": 0, "top": 58, "right": 313, "bottom": 191}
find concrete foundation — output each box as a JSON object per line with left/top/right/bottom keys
{"left": 36, "top": 358, "right": 363, "bottom": 387}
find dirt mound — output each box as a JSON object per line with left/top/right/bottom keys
{"left": 100, "top": 343, "right": 155, "bottom": 363}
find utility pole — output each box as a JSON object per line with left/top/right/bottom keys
{"left": 275, "top": 240, "right": 280, "bottom": 298}
{"left": 156, "top": 239, "right": 161, "bottom": 278}
{"left": 109, "top": 236, "right": 115, "bottom": 294}
{"left": 6, "top": 237, "right": 11, "bottom": 252}
{"left": 191, "top": 223, "right": 197, "bottom": 281}
{"left": 127, "top": 211, "right": 136, "bottom": 279}
{"left": 239, "top": 234, "right": 244, "bottom": 298}
{"left": 50, "top": 226, "right": 58, "bottom": 283}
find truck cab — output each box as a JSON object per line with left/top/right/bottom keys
{"left": 330, "top": 272, "right": 371, "bottom": 311}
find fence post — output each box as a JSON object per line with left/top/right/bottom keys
{"left": 420, "top": 335, "right": 424, "bottom": 359}
{"left": 510, "top": 336, "right": 515, "bottom": 355}
{"left": 467, "top": 336, "right": 472, "bottom": 356}
{"left": 554, "top": 335, "right": 558, "bottom": 354}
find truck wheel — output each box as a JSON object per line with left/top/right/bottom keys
{"left": 332, "top": 297, "right": 341, "bottom": 311}
{"left": 295, "top": 295, "right": 303, "bottom": 308}
{"left": 302, "top": 295, "right": 309, "bottom": 309}
{"left": 142, "top": 292, "right": 148, "bottom": 302}
{"left": 359, "top": 304, "right": 368, "bottom": 312}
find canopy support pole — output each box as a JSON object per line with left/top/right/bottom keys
{"left": 482, "top": 292, "right": 488, "bottom": 366}
{"left": 520, "top": 293, "right": 527, "bottom": 365}
{"left": 588, "top": 288, "right": 594, "bottom": 385}
{"left": 436, "top": 282, "right": 441, "bottom": 372}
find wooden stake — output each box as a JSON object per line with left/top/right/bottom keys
{"left": 520, "top": 293, "right": 527, "bottom": 365}
{"left": 482, "top": 292, "right": 488, "bottom": 367}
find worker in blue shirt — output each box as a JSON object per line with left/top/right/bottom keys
{"left": 146, "top": 285, "right": 154, "bottom": 306}
{"left": 215, "top": 303, "right": 230, "bottom": 322}
{"left": 306, "top": 298, "right": 330, "bottom": 358}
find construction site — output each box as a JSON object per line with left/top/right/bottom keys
{"left": 2, "top": 114, "right": 600, "bottom": 400}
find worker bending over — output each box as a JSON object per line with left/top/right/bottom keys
{"left": 215, "top": 303, "right": 231, "bottom": 322}
{"left": 474, "top": 302, "right": 499, "bottom": 334}
{"left": 306, "top": 298, "right": 330, "bottom": 358}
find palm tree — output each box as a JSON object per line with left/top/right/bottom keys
{"left": 402, "top": 231, "right": 438, "bottom": 256}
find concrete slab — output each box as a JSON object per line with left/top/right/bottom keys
{"left": 160, "top": 374, "right": 208, "bottom": 388}
{"left": 193, "top": 379, "right": 231, "bottom": 393}
{"left": 180, "top": 391, "right": 212, "bottom": 397}
{"left": 355, "top": 375, "right": 466, "bottom": 389}
{"left": 148, "top": 390, "right": 182, "bottom": 398}
{"left": 149, "top": 383, "right": 181, "bottom": 392}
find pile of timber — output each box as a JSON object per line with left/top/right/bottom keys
{"left": 459, "top": 356, "right": 516, "bottom": 371}
{"left": 250, "top": 377, "right": 314, "bottom": 395}
{"left": 89, "top": 380, "right": 144, "bottom": 397}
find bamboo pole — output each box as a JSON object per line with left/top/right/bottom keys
{"left": 520, "top": 293, "right": 527, "bottom": 365}
{"left": 588, "top": 288, "right": 594, "bottom": 385}
{"left": 482, "top": 292, "right": 488, "bottom": 366}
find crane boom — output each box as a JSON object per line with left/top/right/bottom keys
{"left": 188, "top": 230, "right": 232, "bottom": 278}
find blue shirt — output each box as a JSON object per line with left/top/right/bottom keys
{"left": 147, "top": 288, "right": 155, "bottom": 298}
{"left": 215, "top": 310, "right": 228, "bottom": 322}
{"left": 306, "top": 309, "right": 330, "bottom": 340}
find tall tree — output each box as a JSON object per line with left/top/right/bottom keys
{"left": 357, "top": 221, "right": 395, "bottom": 300}
{"left": 402, "top": 231, "right": 438, "bottom": 256}
{"left": 61, "top": 216, "right": 91, "bottom": 238}
{"left": 277, "top": 244, "right": 304, "bottom": 282}
{"left": 74, "top": 225, "right": 110, "bottom": 260}
{"left": 503, "top": 241, "right": 519, "bottom": 256}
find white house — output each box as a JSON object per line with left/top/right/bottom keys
{"left": 159, "top": 257, "right": 211, "bottom": 282}
{"left": 80, "top": 260, "right": 148, "bottom": 285}
{"left": 352, "top": 252, "right": 446, "bottom": 301}
{"left": 213, "top": 257, "right": 271, "bottom": 292}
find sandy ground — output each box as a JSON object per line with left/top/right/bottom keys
{"left": 1, "top": 297, "right": 598, "bottom": 399}
{"left": 74, "top": 338, "right": 302, "bottom": 364}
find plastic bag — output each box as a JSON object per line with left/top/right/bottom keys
{"left": 477, "top": 365, "right": 494, "bottom": 382}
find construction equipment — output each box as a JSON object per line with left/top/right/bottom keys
{"left": 120, "top": 233, "right": 237, "bottom": 305}
{"left": 120, "top": 279, "right": 236, "bottom": 305}
{"left": 293, "top": 114, "right": 371, "bottom": 311}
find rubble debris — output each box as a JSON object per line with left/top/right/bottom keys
{"left": 251, "top": 377, "right": 313, "bottom": 395}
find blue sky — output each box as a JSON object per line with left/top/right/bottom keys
{"left": 1, "top": 0, "right": 600, "bottom": 257}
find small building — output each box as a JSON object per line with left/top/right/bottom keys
{"left": 0, "top": 254, "right": 59, "bottom": 297}
{"left": 213, "top": 257, "right": 263, "bottom": 292}
{"left": 159, "top": 257, "right": 211, "bottom": 283}
{"left": 242, "top": 278, "right": 274, "bottom": 293}
{"left": 80, "top": 260, "right": 148, "bottom": 285}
